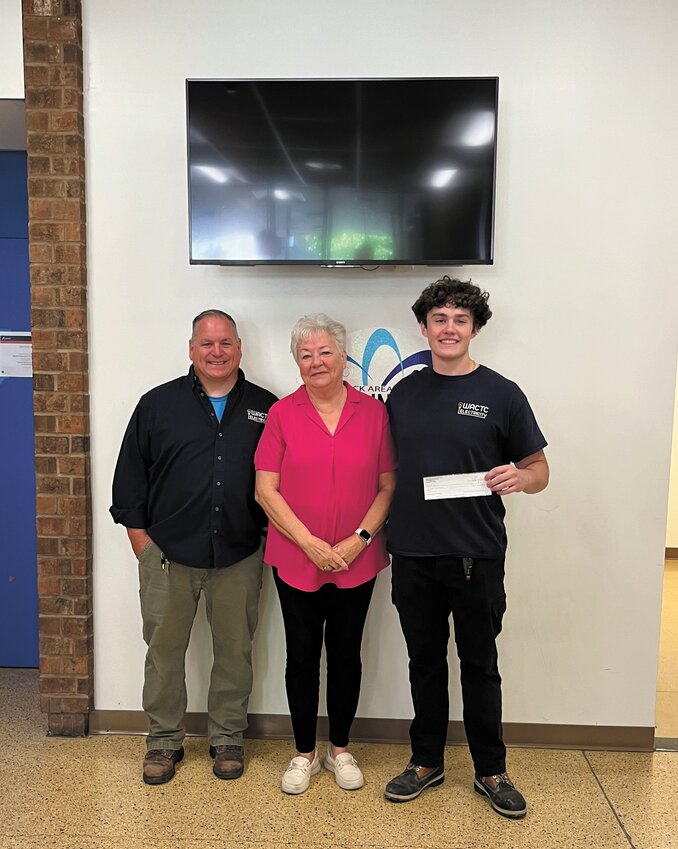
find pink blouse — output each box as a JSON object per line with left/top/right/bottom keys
{"left": 254, "top": 383, "right": 396, "bottom": 591}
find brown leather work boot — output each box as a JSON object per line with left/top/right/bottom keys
{"left": 210, "top": 744, "right": 244, "bottom": 779}
{"left": 143, "top": 747, "right": 184, "bottom": 785}
{"left": 474, "top": 772, "right": 527, "bottom": 818}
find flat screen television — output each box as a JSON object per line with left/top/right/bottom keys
{"left": 186, "top": 77, "right": 498, "bottom": 267}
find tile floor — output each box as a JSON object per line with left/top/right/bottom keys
{"left": 2, "top": 668, "right": 678, "bottom": 849}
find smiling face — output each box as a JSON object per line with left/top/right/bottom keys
{"left": 296, "top": 331, "right": 347, "bottom": 394}
{"left": 189, "top": 315, "right": 242, "bottom": 395}
{"left": 421, "top": 304, "right": 477, "bottom": 374}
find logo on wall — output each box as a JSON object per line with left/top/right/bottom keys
{"left": 347, "top": 327, "right": 431, "bottom": 402}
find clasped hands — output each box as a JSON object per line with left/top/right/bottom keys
{"left": 302, "top": 533, "right": 366, "bottom": 573}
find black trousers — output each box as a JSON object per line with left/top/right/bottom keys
{"left": 273, "top": 568, "right": 376, "bottom": 754}
{"left": 391, "top": 554, "right": 507, "bottom": 776}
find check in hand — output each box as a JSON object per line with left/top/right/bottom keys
{"left": 303, "top": 534, "right": 349, "bottom": 572}
{"left": 484, "top": 465, "right": 526, "bottom": 495}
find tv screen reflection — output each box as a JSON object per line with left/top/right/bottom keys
{"left": 187, "top": 78, "right": 498, "bottom": 266}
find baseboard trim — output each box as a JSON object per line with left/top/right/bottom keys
{"left": 666, "top": 547, "right": 678, "bottom": 560}
{"left": 654, "top": 737, "right": 678, "bottom": 752}
{"left": 88, "top": 710, "right": 654, "bottom": 752}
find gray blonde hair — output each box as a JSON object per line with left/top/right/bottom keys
{"left": 290, "top": 313, "right": 347, "bottom": 363}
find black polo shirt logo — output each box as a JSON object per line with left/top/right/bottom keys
{"left": 247, "top": 408, "right": 268, "bottom": 424}
{"left": 457, "top": 401, "right": 489, "bottom": 419}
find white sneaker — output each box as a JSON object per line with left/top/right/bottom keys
{"left": 281, "top": 751, "right": 321, "bottom": 795}
{"left": 323, "top": 748, "right": 365, "bottom": 790}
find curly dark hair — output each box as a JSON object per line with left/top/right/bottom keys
{"left": 412, "top": 276, "right": 492, "bottom": 330}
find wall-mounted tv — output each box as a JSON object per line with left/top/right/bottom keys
{"left": 186, "top": 77, "right": 498, "bottom": 267}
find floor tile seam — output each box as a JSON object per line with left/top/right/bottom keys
{"left": 582, "top": 750, "right": 637, "bottom": 849}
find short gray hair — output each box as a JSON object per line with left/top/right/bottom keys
{"left": 290, "top": 313, "right": 347, "bottom": 363}
{"left": 191, "top": 309, "right": 239, "bottom": 340}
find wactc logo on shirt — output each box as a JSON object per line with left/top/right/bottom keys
{"left": 457, "top": 401, "right": 489, "bottom": 419}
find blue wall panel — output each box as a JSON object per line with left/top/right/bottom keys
{"left": 0, "top": 378, "right": 38, "bottom": 666}
{"left": 0, "top": 238, "right": 30, "bottom": 327}
{"left": 0, "top": 149, "right": 37, "bottom": 667}
{"left": 0, "top": 151, "right": 29, "bottom": 238}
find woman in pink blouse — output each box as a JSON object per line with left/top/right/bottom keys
{"left": 255, "top": 314, "right": 396, "bottom": 795}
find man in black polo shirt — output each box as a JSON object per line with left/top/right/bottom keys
{"left": 111, "top": 310, "right": 277, "bottom": 785}
{"left": 384, "top": 278, "right": 549, "bottom": 818}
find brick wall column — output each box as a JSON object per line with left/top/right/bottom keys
{"left": 22, "top": 0, "right": 93, "bottom": 736}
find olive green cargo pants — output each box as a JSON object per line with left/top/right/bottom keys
{"left": 137, "top": 540, "right": 263, "bottom": 750}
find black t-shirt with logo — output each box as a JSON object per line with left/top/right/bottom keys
{"left": 386, "top": 365, "right": 547, "bottom": 558}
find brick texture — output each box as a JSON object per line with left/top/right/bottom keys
{"left": 23, "top": 0, "right": 92, "bottom": 737}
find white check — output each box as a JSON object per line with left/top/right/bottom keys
{"left": 423, "top": 472, "right": 491, "bottom": 500}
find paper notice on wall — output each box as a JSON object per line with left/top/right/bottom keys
{"left": 0, "top": 332, "right": 33, "bottom": 378}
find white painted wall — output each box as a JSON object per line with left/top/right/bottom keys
{"left": 0, "top": 0, "right": 23, "bottom": 99}
{"left": 0, "top": 0, "right": 26, "bottom": 152}
{"left": 85, "top": 0, "right": 678, "bottom": 728}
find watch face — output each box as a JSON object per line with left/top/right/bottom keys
{"left": 358, "top": 529, "right": 371, "bottom": 543}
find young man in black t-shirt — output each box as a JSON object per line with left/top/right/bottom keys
{"left": 384, "top": 277, "right": 549, "bottom": 818}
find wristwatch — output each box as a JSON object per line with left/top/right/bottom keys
{"left": 355, "top": 528, "right": 372, "bottom": 546}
